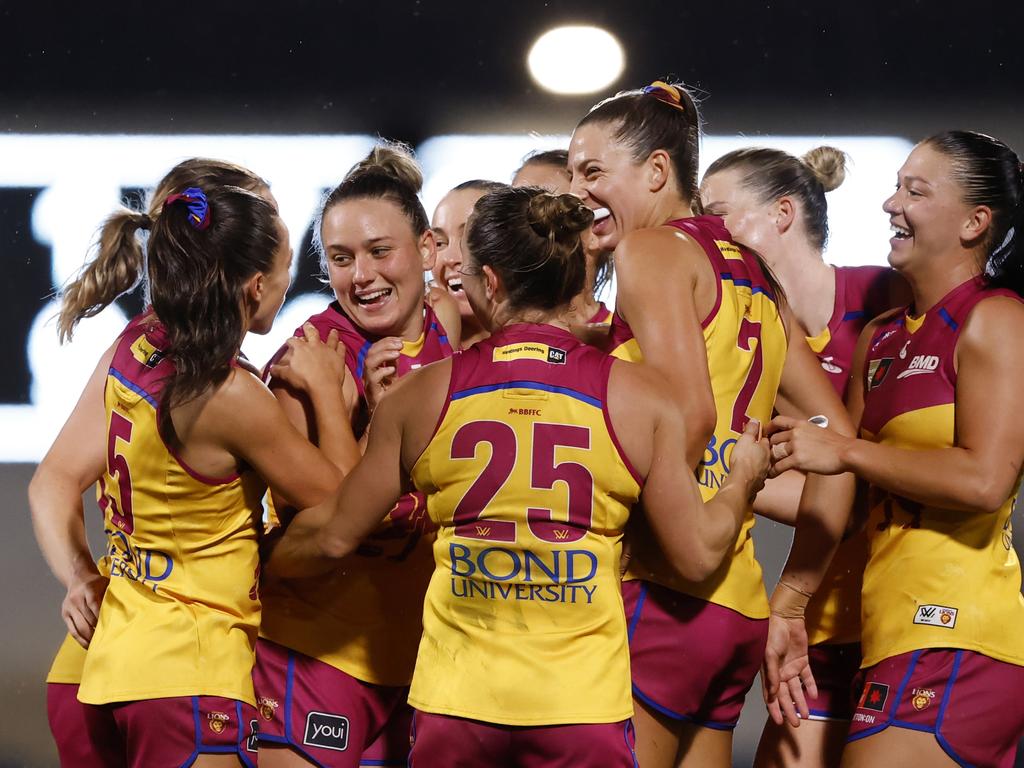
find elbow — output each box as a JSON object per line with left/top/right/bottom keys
{"left": 317, "top": 531, "right": 355, "bottom": 561}
{"left": 970, "top": 476, "right": 1015, "bottom": 516}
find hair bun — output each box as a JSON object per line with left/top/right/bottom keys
{"left": 352, "top": 141, "right": 423, "bottom": 195}
{"left": 526, "top": 192, "right": 594, "bottom": 243}
{"left": 801, "top": 146, "right": 848, "bottom": 192}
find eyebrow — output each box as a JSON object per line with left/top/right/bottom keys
{"left": 901, "top": 175, "right": 934, "bottom": 186}
{"left": 571, "top": 157, "right": 598, "bottom": 171}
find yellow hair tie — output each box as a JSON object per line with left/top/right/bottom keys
{"left": 642, "top": 80, "right": 684, "bottom": 111}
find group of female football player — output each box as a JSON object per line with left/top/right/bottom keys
{"left": 30, "top": 79, "right": 1024, "bottom": 768}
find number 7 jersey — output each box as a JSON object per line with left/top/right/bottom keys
{"left": 409, "top": 324, "right": 642, "bottom": 725}
{"left": 607, "top": 215, "right": 787, "bottom": 619}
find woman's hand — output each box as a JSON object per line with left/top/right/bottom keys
{"left": 766, "top": 415, "right": 853, "bottom": 476}
{"left": 63, "top": 571, "right": 108, "bottom": 648}
{"left": 762, "top": 613, "right": 815, "bottom": 727}
{"left": 362, "top": 337, "right": 403, "bottom": 413}
{"left": 729, "top": 418, "right": 770, "bottom": 500}
{"left": 268, "top": 324, "right": 347, "bottom": 396}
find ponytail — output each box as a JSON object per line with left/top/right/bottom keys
{"left": 57, "top": 209, "right": 151, "bottom": 342}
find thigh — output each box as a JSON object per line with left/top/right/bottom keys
{"left": 407, "top": 711, "right": 510, "bottom": 768}
{"left": 754, "top": 719, "right": 848, "bottom": 768}
{"left": 46, "top": 683, "right": 126, "bottom": 768}
{"left": 675, "top": 721, "right": 732, "bottom": 768}
{"left": 111, "top": 696, "right": 255, "bottom": 768}
{"left": 842, "top": 727, "right": 958, "bottom": 768}
{"left": 513, "top": 720, "right": 637, "bottom": 768}
{"left": 253, "top": 638, "right": 404, "bottom": 768}
{"left": 624, "top": 581, "right": 767, "bottom": 727}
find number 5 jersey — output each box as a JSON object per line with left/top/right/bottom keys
{"left": 78, "top": 314, "right": 264, "bottom": 706}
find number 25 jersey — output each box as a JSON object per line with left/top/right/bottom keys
{"left": 409, "top": 324, "right": 642, "bottom": 725}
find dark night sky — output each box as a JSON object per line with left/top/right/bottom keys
{"left": 2, "top": 0, "right": 1022, "bottom": 142}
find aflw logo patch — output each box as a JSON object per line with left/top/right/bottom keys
{"left": 303, "top": 711, "right": 349, "bottom": 751}
{"left": 492, "top": 343, "right": 566, "bottom": 365}
{"left": 914, "top": 604, "right": 957, "bottom": 628}
{"left": 896, "top": 354, "right": 940, "bottom": 379}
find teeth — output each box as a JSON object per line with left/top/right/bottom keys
{"left": 592, "top": 207, "right": 611, "bottom": 222}
{"left": 447, "top": 278, "right": 463, "bottom": 292}
{"left": 890, "top": 224, "right": 911, "bottom": 238}
{"left": 357, "top": 288, "right": 390, "bottom": 302}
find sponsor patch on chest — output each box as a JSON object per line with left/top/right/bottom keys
{"left": 896, "top": 354, "right": 940, "bottom": 379}
{"left": 913, "top": 604, "right": 958, "bottom": 628}
{"left": 867, "top": 357, "right": 894, "bottom": 390}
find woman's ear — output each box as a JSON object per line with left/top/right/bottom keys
{"left": 960, "top": 205, "right": 993, "bottom": 246}
{"left": 646, "top": 149, "right": 672, "bottom": 194}
{"left": 776, "top": 197, "right": 796, "bottom": 235}
{"left": 482, "top": 264, "right": 500, "bottom": 301}
{"left": 419, "top": 228, "right": 438, "bottom": 271}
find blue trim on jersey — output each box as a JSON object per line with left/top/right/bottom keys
{"left": 438, "top": 336, "right": 449, "bottom": 347}
{"left": 108, "top": 367, "right": 158, "bottom": 409}
{"left": 719, "top": 272, "right": 776, "bottom": 302}
{"left": 843, "top": 310, "right": 865, "bottom": 321}
{"left": 451, "top": 380, "right": 601, "bottom": 409}
{"left": 631, "top": 685, "right": 736, "bottom": 730}
{"left": 938, "top": 308, "right": 959, "bottom": 331}
{"left": 360, "top": 761, "right": 407, "bottom": 767}
{"left": 626, "top": 583, "right": 648, "bottom": 643}
{"left": 356, "top": 340, "right": 372, "bottom": 380}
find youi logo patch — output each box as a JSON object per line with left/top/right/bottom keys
{"left": 303, "top": 711, "right": 350, "bottom": 752}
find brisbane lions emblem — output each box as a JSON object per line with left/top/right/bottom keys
{"left": 208, "top": 711, "right": 230, "bottom": 734}
{"left": 259, "top": 697, "right": 279, "bottom": 721}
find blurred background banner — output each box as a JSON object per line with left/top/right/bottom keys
{"left": 2, "top": 1, "right": 1021, "bottom": 764}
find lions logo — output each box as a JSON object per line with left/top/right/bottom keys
{"left": 208, "top": 711, "right": 230, "bottom": 734}
{"left": 911, "top": 688, "right": 935, "bottom": 711}
{"left": 258, "top": 697, "right": 279, "bottom": 721}
{"left": 940, "top": 609, "right": 954, "bottom": 625}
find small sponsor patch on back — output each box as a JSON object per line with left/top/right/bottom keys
{"left": 303, "top": 711, "right": 349, "bottom": 752}
{"left": 913, "top": 604, "right": 957, "bottom": 628}
{"left": 491, "top": 342, "right": 566, "bottom": 364}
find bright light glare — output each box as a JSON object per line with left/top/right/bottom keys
{"left": 528, "top": 26, "right": 624, "bottom": 95}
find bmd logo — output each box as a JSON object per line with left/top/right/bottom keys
{"left": 303, "top": 711, "right": 349, "bottom": 752}
{"left": 897, "top": 354, "right": 940, "bottom": 379}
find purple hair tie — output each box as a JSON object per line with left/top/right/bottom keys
{"left": 165, "top": 187, "right": 211, "bottom": 230}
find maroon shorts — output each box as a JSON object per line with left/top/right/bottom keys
{"left": 47, "top": 683, "right": 126, "bottom": 768}
{"left": 407, "top": 711, "right": 637, "bottom": 767}
{"left": 804, "top": 642, "right": 862, "bottom": 722}
{"left": 252, "top": 638, "right": 409, "bottom": 767}
{"left": 848, "top": 648, "right": 1024, "bottom": 767}
{"left": 622, "top": 580, "right": 768, "bottom": 729}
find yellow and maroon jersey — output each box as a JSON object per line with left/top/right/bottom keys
{"left": 805, "top": 266, "right": 895, "bottom": 646}
{"left": 608, "top": 216, "right": 786, "bottom": 619}
{"left": 259, "top": 300, "right": 453, "bottom": 686}
{"left": 78, "top": 315, "right": 264, "bottom": 706}
{"left": 409, "top": 324, "right": 642, "bottom": 725}
{"left": 858, "top": 277, "right": 1024, "bottom": 668}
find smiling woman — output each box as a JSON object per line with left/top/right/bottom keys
{"left": 254, "top": 142, "right": 460, "bottom": 768}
